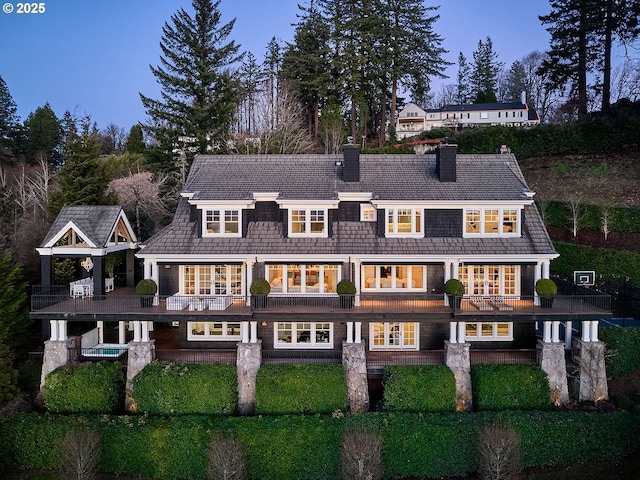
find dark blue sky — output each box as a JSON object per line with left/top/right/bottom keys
{"left": 1, "top": 0, "right": 554, "bottom": 130}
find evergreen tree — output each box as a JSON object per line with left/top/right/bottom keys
{"left": 470, "top": 37, "right": 503, "bottom": 103}
{"left": 125, "top": 124, "right": 145, "bottom": 154}
{"left": 281, "top": 2, "right": 332, "bottom": 138}
{"left": 50, "top": 116, "right": 109, "bottom": 213}
{"left": 503, "top": 60, "right": 528, "bottom": 103}
{"left": 0, "top": 253, "right": 30, "bottom": 354}
{"left": 375, "top": 0, "right": 448, "bottom": 138}
{"left": 0, "top": 75, "right": 20, "bottom": 163}
{"left": 263, "top": 37, "right": 282, "bottom": 132}
{"left": 237, "top": 52, "right": 264, "bottom": 135}
{"left": 539, "top": 0, "right": 602, "bottom": 120}
{"left": 140, "top": 0, "right": 243, "bottom": 155}
{"left": 24, "top": 103, "right": 62, "bottom": 168}
{"left": 456, "top": 52, "right": 473, "bottom": 104}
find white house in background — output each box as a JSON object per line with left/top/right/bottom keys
{"left": 395, "top": 94, "right": 541, "bottom": 139}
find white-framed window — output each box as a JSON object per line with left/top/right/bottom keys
{"left": 267, "top": 264, "right": 339, "bottom": 294}
{"left": 385, "top": 208, "right": 422, "bottom": 236}
{"left": 369, "top": 322, "right": 419, "bottom": 350}
{"left": 187, "top": 321, "right": 242, "bottom": 341}
{"left": 457, "top": 265, "right": 519, "bottom": 296}
{"left": 203, "top": 209, "right": 241, "bottom": 237}
{"left": 288, "top": 208, "right": 327, "bottom": 237}
{"left": 182, "top": 265, "right": 243, "bottom": 295}
{"left": 362, "top": 265, "right": 425, "bottom": 290}
{"left": 465, "top": 322, "right": 513, "bottom": 341}
{"left": 361, "top": 204, "right": 376, "bottom": 222}
{"left": 480, "top": 112, "right": 489, "bottom": 119}
{"left": 274, "top": 322, "right": 333, "bottom": 348}
{"left": 464, "top": 208, "right": 520, "bottom": 236}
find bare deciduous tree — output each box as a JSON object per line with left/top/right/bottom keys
{"left": 477, "top": 424, "right": 521, "bottom": 480}
{"left": 567, "top": 196, "right": 584, "bottom": 237}
{"left": 107, "top": 171, "right": 168, "bottom": 239}
{"left": 601, "top": 205, "right": 613, "bottom": 241}
{"left": 206, "top": 435, "right": 247, "bottom": 480}
{"left": 56, "top": 428, "right": 102, "bottom": 480}
{"left": 341, "top": 430, "right": 383, "bottom": 480}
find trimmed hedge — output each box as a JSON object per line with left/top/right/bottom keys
{"left": 1, "top": 411, "right": 639, "bottom": 479}
{"left": 255, "top": 364, "right": 347, "bottom": 415}
{"left": 43, "top": 361, "right": 124, "bottom": 414}
{"left": 382, "top": 365, "right": 456, "bottom": 412}
{"left": 539, "top": 201, "right": 640, "bottom": 234}
{"left": 600, "top": 327, "right": 640, "bottom": 379}
{"left": 552, "top": 242, "right": 640, "bottom": 288}
{"left": 471, "top": 364, "right": 551, "bottom": 411}
{"left": 131, "top": 362, "right": 237, "bottom": 415}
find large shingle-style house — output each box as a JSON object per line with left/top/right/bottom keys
{"left": 395, "top": 97, "right": 541, "bottom": 139}
{"left": 32, "top": 146, "right": 611, "bottom": 412}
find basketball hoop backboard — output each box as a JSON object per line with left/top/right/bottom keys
{"left": 573, "top": 270, "right": 595, "bottom": 286}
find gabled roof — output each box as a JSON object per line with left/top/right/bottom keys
{"left": 183, "top": 154, "right": 531, "bottom": 202}
{"left": 139, "top": 153, "right": 555, "bottom": 259}
{"left": 441, "top": 102, "right": 527, "bottom": 112}
{"left": 40, "top": 205, "right": 137, "bottom": 249}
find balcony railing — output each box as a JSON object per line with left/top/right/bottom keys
{"left": 30, "top": 287, "right": 611, "bottom": 318}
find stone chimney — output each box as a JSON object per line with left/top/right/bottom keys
{"left": 343, "top": 144, "right": 360, "bottom": 182}
{"left": 436, "top": 144, "right": 457, "bottom": 182}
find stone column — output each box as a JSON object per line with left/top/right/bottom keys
{"left": 236, "top": 340, "right": 262, "bottom": 416}
{"left": 40, "top": 338, "right": 76, "bottom": 390}
{"left": 342, "top": 341, "right": 369, "bottom": 413}
{"left": 125, "top": 340, "right": 156, "bottom": 412}
{"left": 537, "top": 340, "right": 569, "bottom": 406}
{"left": 572, "top": 338, "right": 609, "bottom": 403}
{"left": 445, "top": 341, "right": 472, "bottom": 412}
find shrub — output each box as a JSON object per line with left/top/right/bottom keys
{"left": 336, "top": 279, "right": 356, "bottom": 295}
{"left": 249, "top": 278, "right": 270, "bottom": 295}
{"left": 443, "top": 278, "right": 465, "bottom": 295}
{"left": 600, "top": 327, "right": 640, "bottom": 379}
{"left": 1, "top": 411, "right": 639, "bottom": 480}
{"left": 535, "top": 278, "right": 557, "bottom": 296}
{"left": 382, "top": 365, "right": 456, "bottom": 412}
{"left": 132, "top": 361, "right": 236, "bottom": 415}
{"left": 43, "top": 361, "right": 124, "bottom": 414}
{"left": 471, "top": 364, "right": 551, "bottom": 411}
{"left": 255, "top": 364, "right": 347, "bottom": 415}
{"left": 135, "top": 279, "right": 157, "bottom": 295}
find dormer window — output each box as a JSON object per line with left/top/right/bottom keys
{"left": 203, "top": 209, "right": 241, "bottom": 237}
{"left": 361, "top": 205, "right": 376, "bottom": 221}
{"left": 385, "top": 208, "right": 422, "bottom": 237}
{"left": 288, "top": 208, "right": 327, "bottom": 237}
{"left": 465, "top": 208, "right": 520, "bottom": 236}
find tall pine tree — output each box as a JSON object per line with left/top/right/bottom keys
{"left": 140, "top": 0, "right": 243, "bottom": 155}
{"left": 0, "top": 75, "right": 20, "bottom": 164}
{"left": 470, "top": 37, "right": 503, "bottom": 103}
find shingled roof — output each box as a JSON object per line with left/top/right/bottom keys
{"left": 41, "top": 205, "right": 131, "bottom": 248}
{"left": 183, "top": 153, "right": 531, "bottom": 202}
{"left": 139, "top": 153, "right": 556, "bottom": 258}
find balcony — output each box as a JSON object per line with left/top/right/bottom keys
{"left": 30, "top": 286, "right": 611, "bottom": 322}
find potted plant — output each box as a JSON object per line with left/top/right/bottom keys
{"left": 336, "top": 279, "right": 356, "bottom": 309}
{"left": 250, "top": 278, "right": 270, "bottom": 309}
{"left": 443, "top": 278, "right": 465, "bottom": 310}
{"left": 136, "top": 279, "right": 157, "bottom": 308}
{"left": 536, "top": 278, "right": 557, "bottom": 308}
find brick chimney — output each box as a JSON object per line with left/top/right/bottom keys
{"left": 343, "top": 144, "right": 360, "bottom": 182}
{"left": 436, "top": 144, "right": 457, "bottom": 182}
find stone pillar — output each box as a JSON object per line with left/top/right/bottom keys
{"left": 537, "top": 340, "right": 569, "bottom": 406}
{"left": 572, "top": 338, "right": 609, "bottom": 403}
{"left": 40, "top": 338, "right": 76, "bottom": 390}
{"left": 342, "top": 341, "right": 369, "bottom": 413}
{"left": 236, "top": 340, "right": 262, "bottom": 416}
{"left": 445, "top": 341, "right": 472, "bottom": 412}
{"left": 125, "top": 340, "right": 156, "bottom": 412}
